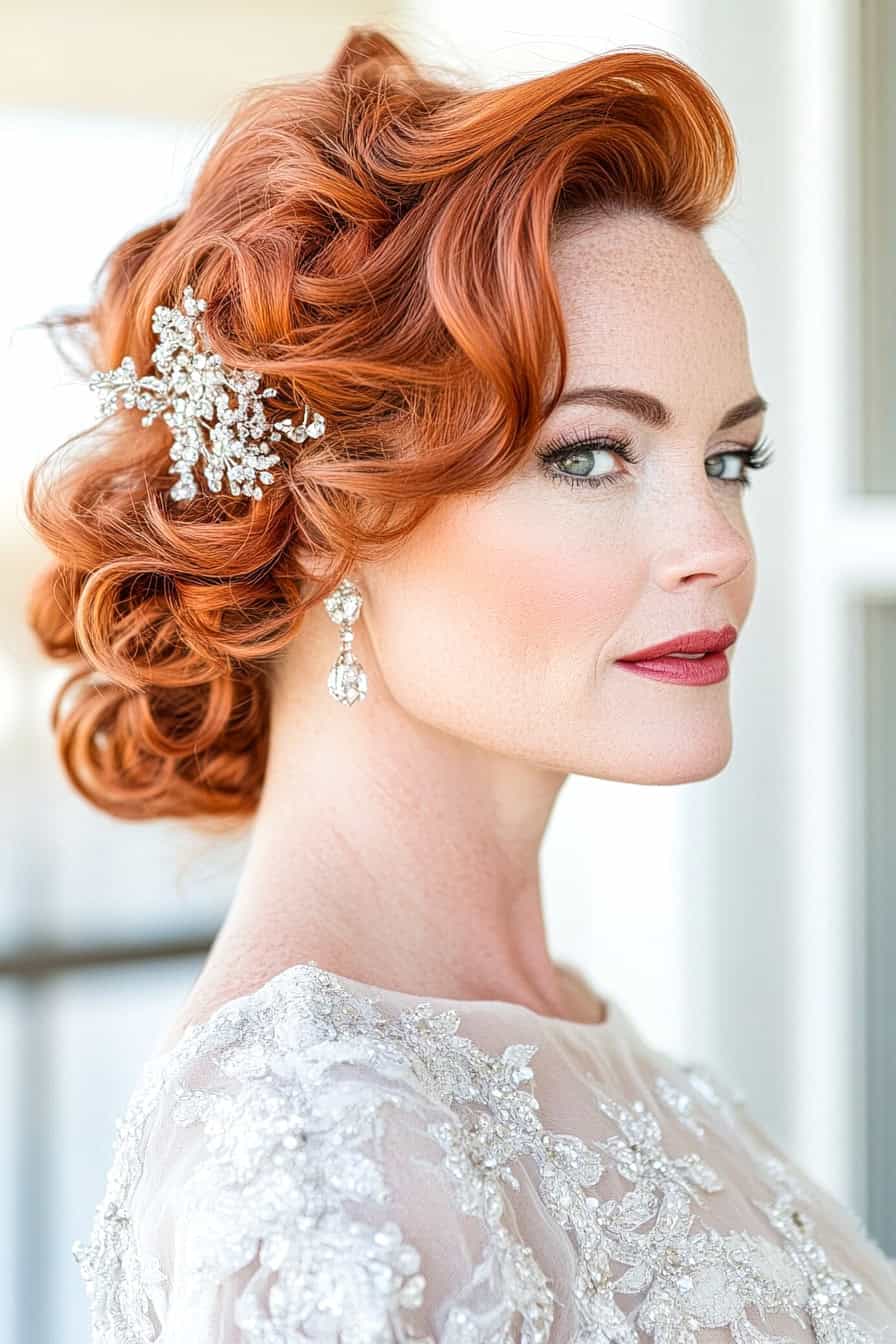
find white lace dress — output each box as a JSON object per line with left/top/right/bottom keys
{"left": 72, "top": 959, "right": 896, "bottom": 1343}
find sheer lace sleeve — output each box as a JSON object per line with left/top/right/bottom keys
{"left": 143, "top": 1044, "right": 505, "bottom": 1342}
{"left": 73, "top": 970, "right": 547, "bottom": 1344}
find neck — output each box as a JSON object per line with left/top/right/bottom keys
{"left": 214, "top": 609, "right": 574, "bottom": 1015}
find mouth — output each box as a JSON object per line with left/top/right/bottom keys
{"left": 616, "top": 624, "right": 738, "bottom": 662}
{"left": 615, "top": 650, "right": 731, "bottom": 685}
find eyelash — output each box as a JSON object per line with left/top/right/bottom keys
{"left": 536, "top": 432, "right": 776, "bottom": 491}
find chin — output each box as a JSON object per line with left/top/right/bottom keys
{"left": 573, "top": 736, "right": 734, "bottom": 785}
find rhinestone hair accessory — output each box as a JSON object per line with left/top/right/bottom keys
{"left": 87, "top": 285, "right": 326, "bottom": 502}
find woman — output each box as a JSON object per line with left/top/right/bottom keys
{"left": 25, "top": 26, "right": 896, "bottom": 1343}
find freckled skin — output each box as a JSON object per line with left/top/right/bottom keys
{"left": 180, "top": 207, "right": 764, "bottom": 1036}
{"left": 354, "top": 208, "right": 758, "bottom": 785}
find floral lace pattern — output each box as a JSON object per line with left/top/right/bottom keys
{"left": 72, "top": 961, "right": 896, "bottom": 1343}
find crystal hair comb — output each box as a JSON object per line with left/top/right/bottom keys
{"left": 88, "top": 285, "right": 325, "bottom": 502}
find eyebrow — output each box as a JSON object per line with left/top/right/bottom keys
{"left": 553, "top": 387, "right": 768, "bottom": 431}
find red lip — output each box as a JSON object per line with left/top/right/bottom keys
{"left": 617, "top": 624, "right": 738, "bottom": 662}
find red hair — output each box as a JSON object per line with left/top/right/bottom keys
{"left": 23, "top": 27, "right": 737, "bottom": 825}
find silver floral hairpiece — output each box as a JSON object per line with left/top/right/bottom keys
{"left": 87, "top": 285, "right": 325, "bottom": 502}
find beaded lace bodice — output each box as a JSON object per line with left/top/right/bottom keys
{"left": 72, "top": 960, "right": 896, "bottom": 1343}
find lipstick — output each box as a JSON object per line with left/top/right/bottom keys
{"left": 615, "top": 624, "right": 736, "bottom": 685}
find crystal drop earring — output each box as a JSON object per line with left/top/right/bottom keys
{"left": 322, "top": 577, "right": 368, "bottom": 706}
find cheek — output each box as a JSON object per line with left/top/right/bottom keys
{"left": 396, "top": 494, "right": 638, "bottom": 664}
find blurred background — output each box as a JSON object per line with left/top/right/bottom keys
{"left": 1, "top": 2, "right": 893, "bottom": 1339}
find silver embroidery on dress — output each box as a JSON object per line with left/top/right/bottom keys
{"left": 72, "top": 962, "right": 894, "bottom": 1343}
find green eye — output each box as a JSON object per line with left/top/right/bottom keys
{"left": 536, "top": 435, "right": 640, "bottom": 491}
{"left": 706, "top": 438, "right": 776, "bottom": 489}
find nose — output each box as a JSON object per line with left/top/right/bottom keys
{"left": 648, "top": 506, "right": 753, "bottom": 591}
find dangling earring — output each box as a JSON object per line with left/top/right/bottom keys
{"left": 323, "top": 577, "right": 368, "bottom": 706}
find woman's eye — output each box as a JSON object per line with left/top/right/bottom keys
{"left": 706, "top": 451, "right": 752, "bottom": 483}
{"left": 536, "top": 437, "right": 638, "bottom": 491}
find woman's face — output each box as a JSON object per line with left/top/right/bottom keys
{"left": 358, "top": 208, "right": 763, "bottom": 783}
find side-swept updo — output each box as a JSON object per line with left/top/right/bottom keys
{"left": 23, "top": 27, "right": 737, "bottom": 825}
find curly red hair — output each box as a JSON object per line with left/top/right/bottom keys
{"left": 23, "top": 27, "right": 737, "bottom": 825}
